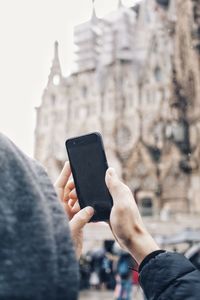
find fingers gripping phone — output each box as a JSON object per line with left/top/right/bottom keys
{"left": 65, "top": 132, "right": 113, "bottom": 222}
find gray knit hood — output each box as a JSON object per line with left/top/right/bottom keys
{"left": 0, "top": 133, "right": 79, "bottom": 300}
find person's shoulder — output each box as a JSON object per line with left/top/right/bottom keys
{"left": 0, "top": 133, "right": 43, "bottom": 172}
{"left": 0, "top": 132, "right": 12, "bottom": 147}
{"left": 0, "top": 133, "right": 27, "bottom": 155}
{"left": 0, "top": 133, "right": 28, "bottom": 161}
{"left": 0, "top": 133, "right": 18, "bottom": 161}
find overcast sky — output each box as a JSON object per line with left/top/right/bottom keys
{"left": 0, "top": 0, "right": 140, "bottom": 156}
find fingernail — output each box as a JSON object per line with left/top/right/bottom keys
{"left": 107, "top": 168, "right": 116, "bottom": 178}
{"left": 85, "top": 206, "right": 94, "bottom": 216}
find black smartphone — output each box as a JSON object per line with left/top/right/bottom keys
{"left": 65, "top": 132, "right": 113, "bottom": 222}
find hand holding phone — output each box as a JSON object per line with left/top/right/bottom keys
{"left": 65, "top": 132, "right": 113, "bottom": 222}
{"left": 54, "top": 161, "right": 94, "bottom": 258}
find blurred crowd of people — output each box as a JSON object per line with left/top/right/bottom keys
{"left": 79, "top": 241, "right": 142, "bottom": 300}
{"left": 79, "top": 240, "right": 200, "bottom": 300}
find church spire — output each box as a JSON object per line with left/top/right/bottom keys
{"left": 48, "top": 41, "right": 62, "bottom": 86}
{"left": 91, "top": 0, "right": 97, "bottom": 21}
{"left": 118, "top": 0, "right": 123, "bottom": 8}
{"left": 52, "top": 41, "right": 61, "bottom": 73}
{"left": 54, "top": 40, "right": 59, "bottom": 62}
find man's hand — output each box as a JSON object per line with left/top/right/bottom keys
{"left": 105, "top": 168, "right": 159, "bottom": 265}
{"left": 54, "top": 162, "right": 94, "bottom": 259}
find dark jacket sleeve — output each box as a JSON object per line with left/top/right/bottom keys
{"left": 139, "top": 252, "right": 200, "bottom": 300}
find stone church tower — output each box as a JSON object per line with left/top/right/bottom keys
{"left": 35, "top": 0, "right": 200, "bottom": 224}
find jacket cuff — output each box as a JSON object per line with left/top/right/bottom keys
{"left": 139, "top": 250, "right": 166, "bottom": 273}
{"left": 139, "top": 252, "right": 197, "bottom": 300}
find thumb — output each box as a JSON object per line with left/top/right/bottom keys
{"left": 105, "top": 168, "right": 127, "bottom": 203}
{"left": 70, "top": 206, "right": 94, "bottom": 233}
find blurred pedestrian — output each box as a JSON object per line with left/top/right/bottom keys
{"left": 79, "top": 256, "right": 91, "bottom": 290}
{"left": 90, "top": 270, "right": 100, "bottom": 289}
{"left": 114, "top": 253, "right": 133, "bottom": 300}
{"left": 99, "top": 253, "right": 112, "bottom": 289}
{"left": 132, "top": 269, "right": 141, "bottom": 298}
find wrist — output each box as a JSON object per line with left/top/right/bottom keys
{"left": 127, "top": 225, "right": 160, "bottom": 265}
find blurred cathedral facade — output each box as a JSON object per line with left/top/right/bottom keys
{"left": 35, "top": 0, "right": 200, "bottom": 221}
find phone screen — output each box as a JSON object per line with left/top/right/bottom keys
{"left": 66, "top": 133, "right": 113, "bottom": 221}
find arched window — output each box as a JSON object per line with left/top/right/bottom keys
{"left": 43, "top": 114, "right": 48, "bottom": 126}
{"left": 156, "top": 0, "right": 170, "bottom": 8}
{"left": 139, "top": 197, "right": 153, "bottom": 216}
{"left": 179, "top": 35, "right": 186, "bottom": 73}
{"left": 81, "top": 86, "right": 87, "bottom": 98}
{"left": 188, "top": 71, "right": 196, "bottom": 104}
{"left": 154, "top": 67, "right": 162, "bottom": 82}
{"left": 51, "top": 94, "right": 56, "bottom": 105}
